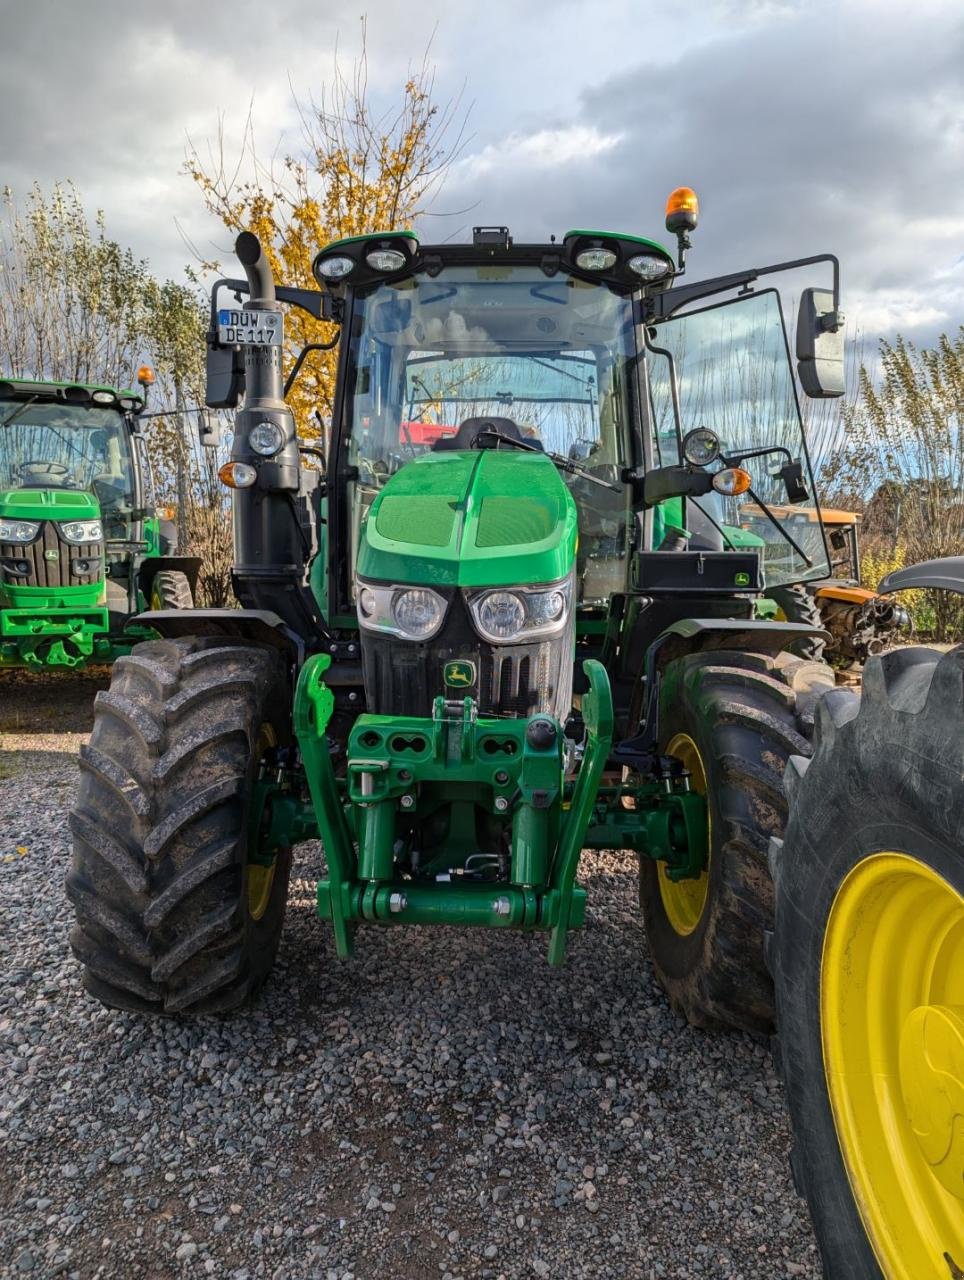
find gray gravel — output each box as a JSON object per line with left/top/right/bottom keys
{"left": 0, "top": 672, "right": 820, "bottom": 1279}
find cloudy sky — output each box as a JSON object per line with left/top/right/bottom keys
{"left": 2, "top": 0, "right": 962, "bottom": 345}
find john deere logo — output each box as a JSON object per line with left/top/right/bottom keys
{"left": 44, "top": 549, "right": 60, "bottom": 561}
{"left": 443, "top": 660, "right": 477, "bottom": 688}
{"left": 734, "top": 571, "right": 751, "bottom": 586}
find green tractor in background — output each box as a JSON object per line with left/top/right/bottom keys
{"left": 66, "top": 193, "right": 963, "bottom": 1276}
{"left": 0, "top": 372, "right": 199, "bottom": 670}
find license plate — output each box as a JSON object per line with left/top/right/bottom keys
{"left": 217, "top": 308, "right": 283, "bottom": 346}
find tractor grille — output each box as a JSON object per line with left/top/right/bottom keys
{"left": 360, "top": 594, "right": 574, "bottom": 721}
{"left": 0, "top": 522, "right": 102, "bottom": 589}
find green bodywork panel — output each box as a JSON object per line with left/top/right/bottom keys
{"left": 0, "top": 488, "right": 100, "bottom": 523}
{"left": 358, "top": 450, "right": 578, "bottom": 587}
{"left": 319, "top": 230, "right": 419, "bottom": 254}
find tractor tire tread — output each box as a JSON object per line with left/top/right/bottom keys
{"left": 67, "top": 636, "right": 292, "bottom": 1016}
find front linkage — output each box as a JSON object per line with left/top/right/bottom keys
{"left": 249, "top": 656, "right": 708, "bottom": 966}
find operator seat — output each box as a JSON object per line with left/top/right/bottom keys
{"left": 431, "top": 417, "right": 544, "bottom": 452}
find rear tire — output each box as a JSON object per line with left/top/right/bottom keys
{"left": 769, "top": 583, "right": 826, "bottom": 661}
{"left": 149, "top": 569, "right": 194, "bottom": 611}
{"left": 638, "top": 650, "right": 832, "bottom": 1033}
{"left": 67, "top": 636, "right": 292, "bottom": 1015}
{"left": 770, "top": 646, "right": 964, "bottom": 1279}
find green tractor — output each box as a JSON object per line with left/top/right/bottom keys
{"left": 67, "top": 189, "right": 846, "bottom": 1030}
{"left": 0, "top": 372, "right": 199, "bottom": 670}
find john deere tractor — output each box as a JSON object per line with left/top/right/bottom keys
{"left": 0, "top": 374, "right": 199, "bottom": 669}
{"left": 68, "top": 188, "right": 846, "bottom": 1025}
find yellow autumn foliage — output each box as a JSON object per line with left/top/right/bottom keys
{"left": 186, "top": 45, "right": 464, "bottom": 438}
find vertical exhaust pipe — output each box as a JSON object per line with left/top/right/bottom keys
{"left": 230, "top": 232, "right": 324, "bottom": 636}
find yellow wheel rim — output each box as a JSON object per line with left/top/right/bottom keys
{"left": 246, "top": 725, "right": 278, "bottom": 922}
{"left": 821, "top": 852, "right": 964, "bottom": 1278}
{"left": 658, "top": 733, "right": 710, "bottom": 936}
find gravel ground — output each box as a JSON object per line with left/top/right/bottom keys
{"left": 0, "top": 671, "right": 821, "bottom": 1279}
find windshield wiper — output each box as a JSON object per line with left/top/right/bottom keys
{"left": 0, "top": 396, "right": 37, "bottom": 429}
{"left": 477, "top": 428, "right": 621, "bottom": 492}
{"left": 743, "top": 486, "right": 814, "bottom": 568}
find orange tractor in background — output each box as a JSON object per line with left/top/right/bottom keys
{"left": 748, "top": 504, "right": 911, "bottom": 666}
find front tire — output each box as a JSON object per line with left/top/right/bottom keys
{"left": 638, "top": 650, "right": 832, "bottom": 1033}
{"left": 770, "top": 646, "right": 964, "bottom": 1279}
{"left": 67, "top": 637, "right": 293, "bottom": 1015}
{"left": 149, "top": 569, "right": 194, "bottom": 611}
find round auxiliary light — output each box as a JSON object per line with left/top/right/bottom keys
{"left": 218, "top": 460, "right": 257, "bottom": 489}
{"left": 682, "top": 427, "right": 721, "bottom": 467}
{"left": 91, "top": 390, "right": 115, "bottom": 405}
{"left": 393, "top": 588, "right": 445, "bottom": 639}
{"left": 477, "top": 590, "right": 526, "bottom": 641}
{"left": 627, "top": 253, "right": 671, "bottom": 282}
{"left": 712, "top": 466, "right": 752, "bottom": 497}
{"left": 249, "top": 420, "right": 285, "bottom": 457}
{"left": 365, "top": 247, "right": 408, "bottom": 273}
{"left": 315, "top": 255, "right": 355, "bottom": 281}
{"left": 358, "top": 586, "right": 377, "bottom": 618}
{"left": 575, "top": 246, "right": 618, "bottom": 272}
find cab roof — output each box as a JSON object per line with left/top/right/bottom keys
{"left": 0, "top": 377, "right": 143, "bottom": 412}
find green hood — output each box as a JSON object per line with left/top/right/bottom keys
{"left": 0, "top": 488, "right": 101, "bottom": 521}
{"left": 358, "top": 450, "right": 578, "bottom": 588}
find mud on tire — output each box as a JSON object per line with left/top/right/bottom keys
{"left": 67, "top": 636, "right": 293, "bottom": 1015}
{"left": 638, "top": 649, "right": 833, "bottom": 1034}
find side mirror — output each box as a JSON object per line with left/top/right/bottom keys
{"left": 778, "top": 459, "right": 810, "bottom": 503}
{"left": 796, "top": 288, "right": 845, "bottom": 398}
{"left": 198, "top": 410, "right": 222, "bottom": 449}
{"left": 205, "top": 341, "right": 244, "bottom": 409}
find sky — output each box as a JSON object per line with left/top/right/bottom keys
{"left": 1, "top": 0, "right": 962, "bottom": 347}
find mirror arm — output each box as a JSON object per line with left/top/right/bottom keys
{"left": 284, "top": 337, "right": 341, "bottom": 397}
{"left": 643, "top": 253, "right": 839, "bottom": 322}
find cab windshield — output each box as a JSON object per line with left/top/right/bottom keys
{"left": 0, "top": 399, "right": 136, "bottom": 522}
{"left": 647, "top": 289, "right": 830, "bottom": 587}
{"left": 344, "top": 265, "right": 639, "bottom": 603}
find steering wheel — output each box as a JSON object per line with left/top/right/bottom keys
{"left": 431, "top": 417, "right": 543, "bottom": 453}
{"left": 19, "top": 459, "right": 69, "bottom": 477}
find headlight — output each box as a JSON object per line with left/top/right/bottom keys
{"left": 58, "top": 520, "right": 103, "bottom": 543}
{"left": 682, "top": 427, "right": 721, "bottom": 467}
{"left": 249, "top": 421, "right": 285, "bottom": 456}
{"left": 315, "top": 254, "right": 355, "bottom": 281}
{"left": 0, "top": 519, "right": 40, "bottom": 543}
{"left": 575, "top": 247, "right": 617, "bottom": 271}
{"left": 365, "top": 247, "right": 407, "bottom": 272}
{"left": 627, "top": 253, "right": 671, "bottom": 281}
{"left": 356, "top": 581, "right": 448, "bottom": 641}
{"left": 467, "top": 577, "right": 572, "bottom": 644}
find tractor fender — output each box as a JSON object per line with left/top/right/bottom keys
{"left": 136, "top": 607, "right": 304, "bottom": 662}
{"left": 878, "top": 555, "right": 964, "bottom": 595}
{"left": 650, "top": 617, "right": 830, "bottom": 669}
{"left": 138, "top": 555, "right": 203, "bottom": 598}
